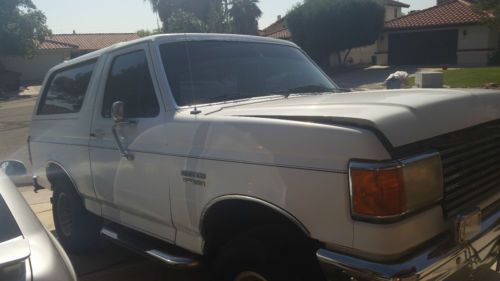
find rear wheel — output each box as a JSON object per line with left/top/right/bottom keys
{"left": 212, "top": 226, "right": 325, "bottom": 281}
{"left": 52, "top": 176, "right": 101, "bottom": 253}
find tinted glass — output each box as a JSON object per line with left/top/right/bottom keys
{"left": 38, "top": 61, "right": 95, "bottom": 115}
{"left": 102, "top": 50, "right": 159, "bottom": 118}
{"left": 160, "top": 41, "right": 336, "bottom": 106}
{"left": 0, "top": 195, "right": 22, "bottom": 243}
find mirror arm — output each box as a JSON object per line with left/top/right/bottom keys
{"left": 111, "top": 124, "right": 134, "bottom": 161}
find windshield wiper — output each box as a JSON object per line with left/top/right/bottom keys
{"left": 271, "top": 85, "right": 346, "bottom": 98}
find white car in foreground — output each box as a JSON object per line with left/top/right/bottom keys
{"left": 27, "top": 34, "right": 499, "bottom": 281}
{"left": 0, "top": 161, "right": 76, "bottom": 281}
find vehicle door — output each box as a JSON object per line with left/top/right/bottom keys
{"left": 88, "top": 43, "right": 175, "bottom": 241}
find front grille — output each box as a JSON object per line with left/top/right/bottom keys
{"left": 396, "top": 120, "right": 500, "bottom": 218}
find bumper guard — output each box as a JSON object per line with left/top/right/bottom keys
{"left": 317, "top": 211, "right": 499, "bottom": 281}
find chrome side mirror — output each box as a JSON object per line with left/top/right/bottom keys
{"left": 111, "top": 101, "right": 125, "bottom": 123}
{"left": 0, "top": 160, "right": 28, "bottom": 186}
{"left": 0, "top": 160, "right": 27, "bottom": 177}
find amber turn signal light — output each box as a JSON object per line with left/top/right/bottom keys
{"left": 350, "top": 167, "right": 406, "bottom": 217}
{"left": 349, "top": 152, "right": 443, "bottom": 220}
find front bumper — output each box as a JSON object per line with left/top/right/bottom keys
{"left": 317, "top": 211, "right": 499, "bottom": 281}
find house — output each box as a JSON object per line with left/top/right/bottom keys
{"left": 0, "top": 33, "right": 139, "bottom": 82}
{"left": 261, "top": 0, "right": 410, "bottom": 66}
{"left": 338, "top": 0, "right": 410, "bottom": 65}
{"left": 376, "top": 0, "right": 499, "bottom": 66}
{"left": 261, "top": 16, "right": 291, "bottom": 40}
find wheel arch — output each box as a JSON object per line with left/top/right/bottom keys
{"left": 200, "top": 195, "right": 311, "bottom": 256}
{"left": 45, "top": 161, "right": 79, "bottom": 194}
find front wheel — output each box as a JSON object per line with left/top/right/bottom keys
{"left": 212, "top": 226, "right": 325, "bottom": 281}
{"left": 52, "top": 177, "right": 101, "bottom": 253}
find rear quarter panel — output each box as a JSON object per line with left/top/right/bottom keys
{"left": 29, "top": 56, "right": 106, "bottom": 212}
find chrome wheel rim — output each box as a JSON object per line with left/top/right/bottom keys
{"left": 235, "top": 271, "right": 268, "bottom": 281}
{"left": 57, "top": 193, "right": 73, "bottom": 237}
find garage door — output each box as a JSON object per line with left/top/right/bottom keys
{"left": 389, "top": 29, "right": 458, "bottom": 65}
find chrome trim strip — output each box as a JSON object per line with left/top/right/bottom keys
{"left": 317, "top": 211, "right": 500, "bottom": 281}
{"left": 100, "top": 227, "right": 199, "bottom": 269}
{"left": 33, "top": 140, "right": 347, "bottom": 174}
{"left": 100, "top": 228, "right": 118, "bottom": 240}
{"left": 146, "top": 249, "right": 199, "bottom": 268}
{"left": 348, "top": 151, "right": 443, "bottom": 223}
{"left": 200, "top": 195, "right": 310, "bottom": 237}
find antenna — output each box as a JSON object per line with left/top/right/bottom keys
{"left": 183, "top": 37, "right": 201, "bottom": 115}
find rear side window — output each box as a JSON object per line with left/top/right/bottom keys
{"left": 102, "top": 50, "right": 159, "bottom": 119}
{"left": 38, "top": 60, "right": 96, "bottom": 115}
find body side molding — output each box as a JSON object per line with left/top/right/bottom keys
{"left": 199, "top": 194, "right": 311, "bottom": 237}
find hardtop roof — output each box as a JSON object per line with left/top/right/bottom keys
{"left": 51, "top": 33, "right": 298, "bottom": 71}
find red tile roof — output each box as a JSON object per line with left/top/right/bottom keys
{"left": 38, "top": 40, "right": 78, "bottom": 50}
{"left": 261, "top": 18, "right": 291, "bottom": 40}
{"left": 39, "top": 33, "right": 140, "bottom": 51}
{"left": 385, "top": 0, "right": 483, "bottom": 30}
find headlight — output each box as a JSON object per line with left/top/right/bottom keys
{"left": 349, "top": 151, "right": 443, "bottom": 221}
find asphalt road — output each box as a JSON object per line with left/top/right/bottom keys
{"left": 0, "top": 97, "right": 34, "bottom": 165}
{"left": 0, "top": 97, "right": 207, "bottom": 281}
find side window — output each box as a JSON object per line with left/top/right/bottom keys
{"left": 102, "top": 50, "right": 159, "bottom": 118}
{"left": 38, "top": 60, "right": 96, "bottom": 115}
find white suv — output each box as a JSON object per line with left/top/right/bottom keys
{"left": 29, "top": 34, "right": 499, "bottom": 281}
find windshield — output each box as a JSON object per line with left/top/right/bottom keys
{"left": 159, "top": 41, "right": 337, "bottom": 106}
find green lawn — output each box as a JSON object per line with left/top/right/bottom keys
{"left": 406, "top": 67, "right": 500, "bottom": 88}
{"left": 443, "top": 67, "right": 500, "bottom": 88}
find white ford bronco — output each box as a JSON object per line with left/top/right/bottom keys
{"left": 29, "top": 34, "right": 499, "bottom": 281}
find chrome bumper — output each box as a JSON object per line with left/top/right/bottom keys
{"left": 317, "top": 211, "right": 499, "bottom": 281}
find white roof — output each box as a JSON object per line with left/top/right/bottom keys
{"left": 52, "top": 33, "right": 298, "bottom": 70}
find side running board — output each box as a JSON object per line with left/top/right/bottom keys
{"left": 100, "top": 225, "right": 200, "bottom": 269}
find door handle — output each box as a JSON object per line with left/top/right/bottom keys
{"left": 90, "top": 129, "right": 105, "bottom": 138}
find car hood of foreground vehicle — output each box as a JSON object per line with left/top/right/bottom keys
{"left": 0, "top": 172, "right": 77, "bottom": 281}
{"left": 211, "top": 88, "right": 500, "bottom": 148}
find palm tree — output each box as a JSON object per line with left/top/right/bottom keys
{"left": 144, "top": 0, "right": 225, "bottom": 32}
{"left": 229, "top": 0, "right": 262, "bottom": 35}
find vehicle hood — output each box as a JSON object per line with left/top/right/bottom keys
{"left": 210, "top": 89, "right": 500, "bottom": 148}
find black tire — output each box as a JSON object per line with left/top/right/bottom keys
{"left": 212, "top": 226, "right": 325, "bottom": 281}
{"left": 6, "top": 80, "right": 19, "bottom": 91}
{"left": 52, "top": 176, "right": 101, "bottom": 253}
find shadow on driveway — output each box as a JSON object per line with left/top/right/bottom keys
{"left": 66, "top": 239, "right": 207, "bottom": 281}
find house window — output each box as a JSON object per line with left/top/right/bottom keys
{"left": 38, "top": 60, "right": 96, "bottom": 115}
{"left": 394, "top": 8, "right": 398, "bottom": 18}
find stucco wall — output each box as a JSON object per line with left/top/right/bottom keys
{"left": 385, "top": 6, "right": 403, "bottom": 21}
{"left": 0, "top": 49, "right": 70, "bottom": 82}
{"left": 375, "top": 32, "right": 389, "bottom": 65}
{"left": 457, "top": 25, "right": 490, "bottom": 49}
{"left": 457, "top": 25, "right": 495, "bottom": 66}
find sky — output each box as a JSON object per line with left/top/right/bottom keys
{"left": 32, "top": 0, "right": 437, "bottom": 34}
